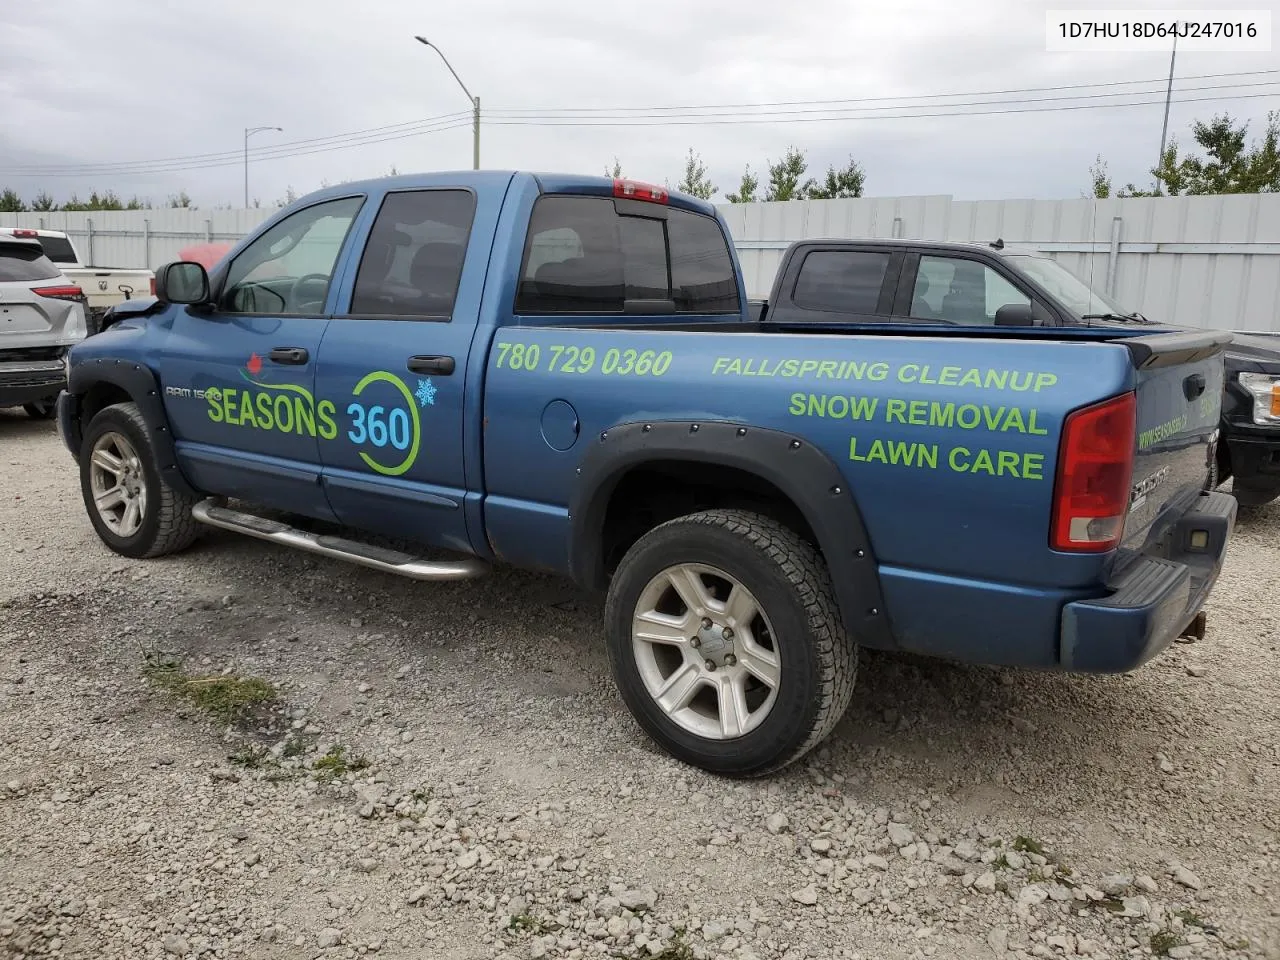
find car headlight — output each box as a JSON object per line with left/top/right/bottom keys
{"left": 1237, "top": 371, "right": 1280, "bottom": 424}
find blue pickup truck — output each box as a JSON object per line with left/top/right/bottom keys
{"left": 56, "top": 172, "right": 1236, "bottom": 776}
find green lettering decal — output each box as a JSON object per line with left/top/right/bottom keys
{"left": 789, "top": 393, "right": 806, "bottom": 416}
{"left": 885, "top": 398, "right": 907, "bottom": 423}
{"left": 317, "top": 400, "right": 338, "bottom": 440}
{"left": 255, "top": 391, "right": 275, "bottom": 430}
{"left": 222, "top": 389, "right": 239, "bottom": 425}
{"left": 238, "top": 389, "right": 258, "bottom": 429}
{"left": 293, "top": 396, "right": 316, "bottom": 437}
{"left": 207, "top": 389, "right": 224, "bottom": 423}
{"left": 1023, "top": 453, "right": 1045, "bottom": 481}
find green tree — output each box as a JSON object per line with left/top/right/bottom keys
{"left": 0, "top": 188, "right": 27, "bottom": 212}
{"left": 168, "top": 191, "right": 193, "bottom": 209}
{"left": 676, "top": 148, "right": 717, "bottom": 199}
{"left": 725, "top": 165, "right": 759, "bottom": 204}
{"left": 30, "top": 191, "right": 56, "bottom": 212}
{"left": 605, "top": 157, "right": 623, "bottom": 178}
{"left": 764, "top": 146, "right": 808, "bottom": 201}
{"left": 806, "top": 155, "right": 866, "bottom": 199}
{"left": 1157, "top": 111, "right": 1280, "bottom": 194}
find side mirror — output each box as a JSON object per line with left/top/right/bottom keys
{"left": 155, "top": 261, "right": 210, "bottom": 306}
{"left": 994, "top": 302, "right": 1040, "bottom": 327}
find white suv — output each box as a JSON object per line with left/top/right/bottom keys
{"left": 0, "top": 235, "right": 88, "bottom": 419}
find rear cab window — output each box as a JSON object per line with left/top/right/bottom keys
{"left": 35, "top": 235, "right": 77, "bottom": 264}
{"left": 515, "top": 196, "right": 739, "bottom": 315}
{"left": 0, "top": 243, "right": 61, "bottom": 283}
{"left": 792, "top": 250, "right": 893, "bottom": 316}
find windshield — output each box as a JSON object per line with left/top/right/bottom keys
{"left": 1004, "top": 254, "right": 1131, "bottom": 317}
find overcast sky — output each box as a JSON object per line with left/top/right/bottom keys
{"left": 1, "top": 0, "right": 1277, "bottom": 207}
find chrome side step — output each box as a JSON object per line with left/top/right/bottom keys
{"left": 191, "top": 500, "right": 488, "bottom": 582}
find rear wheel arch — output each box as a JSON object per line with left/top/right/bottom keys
{"left": 568, "top": 420, "right": 895, "bottom": 650}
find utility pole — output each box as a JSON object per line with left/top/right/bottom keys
{"left": 1156, "top": 29, "right": 1179, "bottom": 194}
{"left": 415, "top": 36, "right": 480, "bottom": 170}
{"left": 244, "top": 126, "right": 283, "bottom": 207}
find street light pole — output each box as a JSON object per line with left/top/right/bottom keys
{"left": 414, "top": 36, "right": 480, "bottom": 170}
{"left": 244, "top": 125, "right": 283, "bottom": 207}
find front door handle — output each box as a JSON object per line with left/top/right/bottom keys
{"left": 408, "top": 355, "right": 456, "bottom": 376}
{"left": 269, "top": 347, "right": 309, "bottom": 365}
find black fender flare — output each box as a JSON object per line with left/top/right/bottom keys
{"left": 567, "top": 419, "right": 895, "bottom": 650}
{"left": 67, "top": 357, "right": 200, "bottom": 498}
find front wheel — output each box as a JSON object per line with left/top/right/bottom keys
{"left": 604, "top": 509, "right": 858, "bottom": 777}
{"left": 79, "top": 401, "right": 203, "bottom": 558}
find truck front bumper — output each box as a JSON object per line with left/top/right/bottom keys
{"left": 1226, "top": 434, "right": 1280, "bottom": 506}
{"left": 1060, "top": 491, "right": 1236, "bottom": 673}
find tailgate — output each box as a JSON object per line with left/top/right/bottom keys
{"left": 1121, "top": 330, "right": 1229, "bottom": 550}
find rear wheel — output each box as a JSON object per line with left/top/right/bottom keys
{"left": 604, "top": 509, "right": 858, "bottom": 777}
{"left": 79, "top": 401, "right": 202, "bottom": 558}
{"left": 23, "top": 400, "right": 56, "bottom": 420}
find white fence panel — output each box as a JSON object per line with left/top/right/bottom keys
{"left": 5, "top": 193, "right": 1279, "bottom": 331}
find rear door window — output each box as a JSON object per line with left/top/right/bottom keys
{"left": 516, "top": 196, "right": 739, "bottom": 315}
{"left": 791, "top": 250, "right": 891, "bottom": 315}
{"left": 0, "top": 244, "right": 60, "bottom": 282}
{"left": 349, "top": 189, "right": 476, "bottom": 318}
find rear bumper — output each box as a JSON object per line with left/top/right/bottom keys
{"left": 1060, "top": 491, "right": 1236, "bottom": 672}
{"left": 1225, "top": 434, "right": 1280, "bottom": 505}
{"left": 0, "top": 361, "right": 65, "bottom": 408}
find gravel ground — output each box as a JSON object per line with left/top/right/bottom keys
{"left": 1, "top": 409, "right": 1277, "bottom": 960}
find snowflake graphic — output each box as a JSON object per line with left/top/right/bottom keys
{"left": 415, "top": 378, "right": 438, "bottom": 407}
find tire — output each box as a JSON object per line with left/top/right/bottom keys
{"left": 23, "top": 400, "right": 56, "bottom": 420}
{"left": 79, "top": 401, "right": 202, "bottom": 558}
{"left": 603, "top": 508, "right": 858, "bottom": 778}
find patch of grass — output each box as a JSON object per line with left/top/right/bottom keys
{"left": 1013, "top": 835, "right": 1045, "bottom": 855}
{"left": 280, "top": 736, "right": 307, "bottom": 759}
{"left": 144, "top": 655, "right": 277, "bottom": 725}
{"left": 507, "top": 912, "right": 551, "bottom": 935}
{"left": 313, "top": 745, "right": 370, "bottom": 782}
{"left": 647, "top": 929, "right": 695, "bottom": 960}
{"left": 1225, "top": 938, "right": 1250, "bottom": 951}
{"left": 1173, "top": 909, "right": 1205, "bottom": 928}
{"left": 1150, "top": 931, "right": 1184, "bottom": 956}
{"left": 228, "top": 745, "right": 270, "bottom": 768}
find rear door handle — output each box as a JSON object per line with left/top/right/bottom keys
{"left": 408, "top": 355, "right": 456, "bottom": 376}
{"left": 269, "top": 347, "right": 309, "bottom": 365}
{"left": 1184, "top": 373, "right": 1206, "bottom": 400}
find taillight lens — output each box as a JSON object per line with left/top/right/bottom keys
{"left": 149, "top": 277, "right": 157, "bottom": 296}
{"left": 32, "top": 285, "right": 85, "bottom": 302}
{"left": 13, "top": 229, "right": 37, "bottom": 238}
{"left": 1051, "top": 391, "right": 1136, "bottom": 552}
{"left": 613, "top": 178, "right": 669, "bottom": 204}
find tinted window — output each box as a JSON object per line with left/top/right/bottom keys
{"left": 35, "top": 235, "right": 77, "bottom": 264}
{"left": 910, "top": 255, "right": 1031, "bottom": 326}
{"left": 516, "top": 196, "right": 738, "bottom": 315}
{"left": 668, "top": 208, "right": 739, "bottom": 313}
{"left": 792, "top": 250, "right": 890, "bottom": 314}
{"left": 350, "top": 190, "right": 476, "bottom": 318}
{"left": 0, "top": 243, "right": 60, "bottom": 282}
{"left": 220, "top": 196, "right": 363, "bottom": 315}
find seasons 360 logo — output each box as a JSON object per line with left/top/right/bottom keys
{"left": 203, "top": 353, "right": 430, "bottom": 476}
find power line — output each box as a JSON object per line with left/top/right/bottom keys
{"left": 485, "top": 68, "right": 1280, "bottom": 115}
{"left": 6, "top": 120, "right": 475, "bottom": 178}
{"left": 483, "top": 78, "right": 1280, "bottom": 122}
{"left": 484, "top": 88, "right": 1280, "bottom": 127}
{"left": 1, "top": 111, "right": 473, "bottom": 175}
{"left": 3, "top": 67, "right": 1277, "bottom": 179}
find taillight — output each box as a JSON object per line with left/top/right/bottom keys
{"left": 13, "top": 229, "right": 37, "bottom": 238}
{"left": 32, "top": 285, "right": 85, "bottom": 302}
{"left": 149, "top": 277, "right": 156, "bottom": 296}
{"left": 613, "top": 178, "right": 669, "bottom": 204}
{"left": 1051, "top": 391, "right": 1136, "bottom": 552}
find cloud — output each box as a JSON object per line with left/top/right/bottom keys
{"left": 1, "top": 0, "right": 1277, "bottom": 206}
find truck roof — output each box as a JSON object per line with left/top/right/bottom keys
{"left": 297, "top": 170, "right": 718, "bottom": 217}
{"left": 786, "top": 237, "right": 1041, "bottom": 258}
{"left": 0, "top": 226, "right": 71, "bottom": 240}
